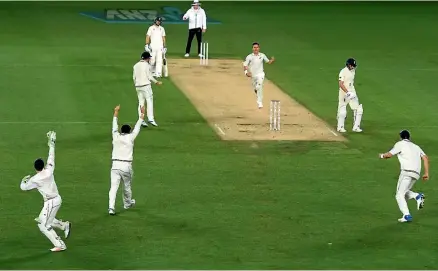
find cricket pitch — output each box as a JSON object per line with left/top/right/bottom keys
{"left": 169, "top": 59, "right": 344, "bottom": 141}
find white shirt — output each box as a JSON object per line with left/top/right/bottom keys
{"left": 389, "top": 139, "right": 426, "bottom": 175}
{"left": 133, "top": 60, "right": 157, "bottom": 87}
{"left": 243, "top": 53, "right": 269, "bottom": 77}
{"left": 111, "top": 117, "right": 142, "bottom": 167}
{"left": 183, "top": 7, "right": 207, "bottom": 30}
{"left": 146, "top": 25, "right": 165, "bottom": 49}
{"left": 20, "top": 146, "right": 60, "bottom": 201}
{"left": 339, "top": 67, "right": 356, "bottom": 92}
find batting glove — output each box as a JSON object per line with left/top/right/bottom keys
{"left": 163, "top": 47, "right": 167, "bottom": 54}
{"left": 346, "top": 91, "right": 357, "bottom": 100}
{"left": 144, "top": 45, "right": 151, "bottom": 52}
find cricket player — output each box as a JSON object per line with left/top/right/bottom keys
{"left": 133, "top": 51, "right": 163, "bottom": 127}
{"left": 379, "top": 130, "right": 429, "bottom": 223}
{"left": 109, "top": 104, "right": 145, "bottom": 215}
{"left": 20, "top": 131, "right": 71, "bottom": 252}
{"left": 145, "top": 17, "right": 167, "bottom": 78}
{"left": 243, "top": 42, "right": 275, "bottom": 109}
{"left": 337, "top": 58, "right": 363, "bottom": 133}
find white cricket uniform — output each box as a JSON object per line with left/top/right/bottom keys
{"left": 20, "top": 145, "right": 68, "bottom": 249}
{"left": 337, "top": 67, "right": 363, "bottom": 130}
{"left": 146, "top": 25, "right": 166, "bottom": 77}
{"left": 109, "top": 117, "right": 143, "bottom": 211}
{"left": 133, "top": 60, "right": 158, "bottom": 122}
{"left": 243, "top": 53, "right": 270, "bottom": 107}
{"left": 389, "top": 139, "right": 426, "bottom": 216}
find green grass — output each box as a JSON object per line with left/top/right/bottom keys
{"left": 1, "top": 1, "right": 438, "bottom": 269}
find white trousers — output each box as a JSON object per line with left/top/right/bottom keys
{"left": 150, "top": 46, "right": 163, "bottom": 77}
{"left": 395, "top": 171, "right": 420, "bottom": 216}
{"left": 337, "top": 89, "right": 363, "bottom": 129}
{"left": 109, "top": 162, "right": 134, "bottom": 210}
{"left": 136, "top": 85, "right": 154, "bottom": 122}
{"left": 251, "top": 73, "right": 265, "bottom": 105}
{"left": 36, "top": 196, "right": 67, "bottom": 248}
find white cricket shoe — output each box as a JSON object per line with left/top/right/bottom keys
{"left": 50, "top": 245, "right": 67, "bottom": 252}
{"left": 198, "top": 53, "right": 204, "bottom": 57}
{"left": 124, "top": 199, "right": 136, "bottom": 210}
{"left": 352, "top": 127, "right": 363, "bottom": 132}
{"left": 141, "top": 121, "right": 148, "bottom": 127}
{"left": 109, "top": 208, "right": 116, "bottom": 216}
{"left": 398, "top": 214, "right": 413, "bottom": 223}
{"left": 184, "top": 53, "right": 189, "bottom": 57}
{"left": 148, "top": 120, "right": 158, "bottom": 127}
{"left": 416, "top": 193, "right": 425, "bottom": 210}
{"left": 64, "top": 221, "right": 71, "bottom": 239}
{"left": 337, "top": 128, "right": 347, "bottom": 133}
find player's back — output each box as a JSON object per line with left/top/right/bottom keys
{"left": 395, "top": 140, "right": 424, "bottom": 173}
{"left": 133, "top": 61, "right": 149, "bottom": 87}
{"left": 32, "top": 169, "right": 60, "bottom": 201}
{"left": 112, "top": 134, "right": 135, "bottom": 161}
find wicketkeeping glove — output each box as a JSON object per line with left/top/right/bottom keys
{"left": 47, "top": 131, "right": 56, "bottom": 146}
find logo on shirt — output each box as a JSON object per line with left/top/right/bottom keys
{"left": 80, "top": 7, "right": 222, "bottom": 24}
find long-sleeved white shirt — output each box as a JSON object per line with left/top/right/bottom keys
{"left": 111, "top": 117, "right": 142, "bottom": 164}
{"left": 183, "top": 7, "right": 207, "bottom": 30}
{"left": 389, "top": 139, "right": 426, "bottom": 176}
{"left": 133, "top": 60, "right": 157, "bottom": 87}
{"left": 243, "top": 53, "right": 269, "bottom": 77}
{"left": 20, "top": 145, "right": 60, "bottom": 201}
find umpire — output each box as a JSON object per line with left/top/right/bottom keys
{"left": 182, "top": 0, "right": 207, "bottom": 57}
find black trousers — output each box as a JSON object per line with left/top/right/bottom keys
{"left": 185, "top": 28, "right": 202, "bottom": 54}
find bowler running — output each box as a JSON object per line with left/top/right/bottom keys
{"left": 243, "top": 42, "right": 275, "bottom": 109}
{"left": 379, "top": 130, "right": 429, "bottom": 223}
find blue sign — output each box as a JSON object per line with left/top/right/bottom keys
{"left": 80, "top": 7, "right": 222, "bottom": 24}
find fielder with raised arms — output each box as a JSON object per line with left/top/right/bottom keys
{"left": 108, "top": 104, "right": 145, "bottom": 215}
{"left": 145, "top": 17, "right": 167, "bottom": 78}
{"left": 20, "top": 131, "right": 71, "bottom": 252}
{"left": 337, "top": 58, "right": 363, "bottom": 133}
{"left": 379, "top": 130, "right": 429, "bottom": 223}
{"left": 243, "top": 42, "right": 275, "bottom": 109}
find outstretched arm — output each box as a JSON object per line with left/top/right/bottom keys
{"left": 46, "top": 131, "right": 56, "bottom": 173}
{"left": 131, "top": 106, "right": 145, "bottom": 141}
{"left": 112, "top": 105, "right": 120, "bottom": 136}
{"left": 20, "top": 175, "right": 38, "bottom": 191}
{"left": 379, "top": 142, "right": 401, "bottom": 159}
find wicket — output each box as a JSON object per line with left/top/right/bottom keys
{"left": 200, "top": 41, "right": 209, "bottom": 65}
{"left": 270, "top": 100, "right": 281, "bottom": 131}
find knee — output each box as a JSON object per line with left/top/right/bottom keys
{"left": 356, "top": 104, "right": 363, "bottom": 114}
{"left": 138, "top": 100, "right": 145, "bottom": 106}
{"left": 37, "top": 223, "right": 50, "bottom": 232}
{"left": 395, "top": 193, "right": 405, "bottom": 201}
{"left": 337, "top": 107, "right": 347, "bottom": 118}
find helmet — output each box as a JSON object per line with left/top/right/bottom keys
{"left": 154, "top": 17, "right": 163, "bottom": 25}
{"left": 346, "top": 58, "right": 357, "bottom": 68}
{"left": 141, "top": 51, "right": 151, "bottom": 60}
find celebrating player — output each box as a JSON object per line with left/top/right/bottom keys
{"left": 243, "top": 42, "right": 275, "bottom": 109}
{"left": 337, "top": 58, "right": 364, "bottom": 133}
{"left": 108, "top": 105, "right": 145, "bottom": 215}
{"left": 20, "top": 131, "right": 71, "bottom": 252}
{"left": 379, "top": 130, "right": 429, "bottom": 223}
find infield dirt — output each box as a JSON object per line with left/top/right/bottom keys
{"left": 169, "top": 58, "right": 344, "bottom": 141}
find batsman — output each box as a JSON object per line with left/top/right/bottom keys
{"left": 145, "top": 17, "right": 168, "bottom": 78}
